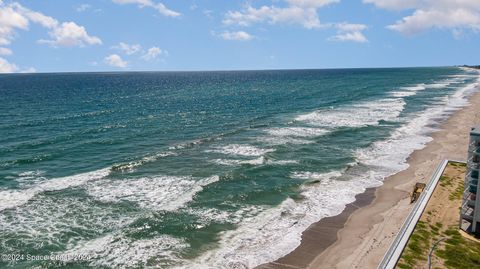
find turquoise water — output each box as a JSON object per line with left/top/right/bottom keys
{"left": 0, "top": 67, "right": 479, "bottom": 268}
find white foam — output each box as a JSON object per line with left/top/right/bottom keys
{"left": 213, "top": 157, "right": 298, "bottom": 166}
{"left": 207, "top": 144, "right": 275, "bottom": 157}
{"left": 61, "top": 234, "right": 189, "bottom": 268}
{"left": 391, "top": 78, "right": 461, "bottom": 99}
{"left": 264, "top": 127, "right": 329, "bottom": 138}
{"left": 212, "top": 157, "right": 265, "bottom": 166}
{"left": 391, "top": 91, "right": 417, "bottom": 97}
{"left": 112, "top": 151, "right": 177, "bottom": 172}
{"left": 0, "top": 195, "right": 135, "bottom": 253}
{"left": 86, "top": 175, "right": 219, "bottom": 211}
{"left": 267, "top": 159, "right": 299, "bottom": 165}
{"left": 426, "top": 82, "right": 449, "bottom": 89}
{"left": 401, "top": 83, "right": 426, "bottom": 91}
{"left": 258, "top": 136, "right": 313, "bottom": 145}
{"left": 14, "top": 170, "right": 47, "bottom": 187}
{"left": 357, "top": 76, "right": 480, "bottom": 179}
{"left": 0, "top": 168, "right": 110, "bottom": 212}
{"left": 183, "top": 205, "right": 263, "bottom": 229}
{"left": 296, "top": 98, "right": 405, "bottom": 128}
{"left": 290, "top": 171, "right": 342, "bottom": 180}
{"left": 178, "top": 171, "right": 378, "bottom": 269}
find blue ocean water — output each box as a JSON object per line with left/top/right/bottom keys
{"left": 0, "top": 67, "right": 479, "bottom": 268}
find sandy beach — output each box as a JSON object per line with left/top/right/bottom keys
{"left": 258, "top": 84, "right": 480, "bottom": 269}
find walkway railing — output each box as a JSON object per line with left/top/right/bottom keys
{"left": 377, "top": 159, "right": 454, "bottom": 269}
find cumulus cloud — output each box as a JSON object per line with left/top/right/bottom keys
{"left": 0, "top": 47, "right": 12, "bottom": 55}
{"left": 142, "top": 46, "right": 164, "bottom": 60}
{"left": 111, "top": 42, "right": 167, "bottom": 62}
{"left": 112, "top": 0, "right": 180, "bottom": 17}
{"left": 113, "top": 42, "right": 142, "bottom": 55}
{"left": 0, "top": 57, "right": 18, "bottom": 73}
{"left": 223, "top": 0, "right": 339, "bottom": 29}
{"left": 219, "top": 31, "right": 254, "bottom": 41}
{"left": 329, "top": 23, "right": 368, "bottom": 43}
{"left": 104, "top": 54, "right": 128, "bottom": 68}
{"left": 0, "top": 2, "right": 101, "bottom": 47}
{"left": 0, "top": 4, "right": 29, "bottom": 45}
{"left": 363, "top": 0, "right": 419, "bottom": 10}
{"left": 38, "top": 22, "right": 102, "bottom": 47}
{"left": 364, "top": 0, "right": 480, "bottom": 35}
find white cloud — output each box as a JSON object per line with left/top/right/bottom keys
{"left": 329, "top": 31, "right": 368, "bottom": 43}
{"left": 0, "top": 57, "right": 18, "bottom": 73}
{"left": 223, "top": 0, "right": 339, "bottom": 29}
{"left": 110, "top": 42, "right": 167, "bottom": 62}
{"left": 76, "top": 4, "right": 91, "bottom": 12}
{"left": 39, "top": 22, "right": 102, "bottom": 47}
{"left": 335, "top": 23, "right": 367, "bottom": 32}
{"left": 329, "top": 23, "right": 368, "bottom": 43}
{"left": 203, "top": 9, "right": 214, "bottom": 19}
{"left": 0, "top": 2, "right": 101, "bottom": 47}
{"left": 104, "top": 54, "right": 128, "bottom": 68}
{"left": 113, "top": 42, "right": 142, "bottom": 55}
{"left": 142, "top": 46, "right": 163, "bottom": 60}
{"left": 112, "top": 0, "right": 180, "bottom": 17}
{"left": 363, "top": 0, "right": 419, "bottom": 10}
{"left": 286, "top": 0, "right": 340, "bottom": 8}
{"left": 364, "top": 0, "right": 480, "bottom": 35}
{"left": 220, "top": 31, "right": 254, "bottom": 41}
{"left": 0, "top": 4, "right": 29, "bottom": 45}
{"left": 0, "top": 47, "right": 12, "bottom": 55}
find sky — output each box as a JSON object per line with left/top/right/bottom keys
{"left": 0, "top": 0, "right": 479, "bottom": 73}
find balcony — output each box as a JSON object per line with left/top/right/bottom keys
{"left": 464, "top": 191, "right": 477, "bottom": 201}
{"left": 463, "top": 192, "right": 477, "bottom": 207}
{"left": 470, "top": 148, "right": 480, "bottom": 157}
{"left": 468, "top": 157, "right": 480, "bottom": 171}
{"left": 461, "top": 204, "right": 475, "bottom": 221}
{"left": 469, "top": 185, "right": 477, "bottom": 194}
{"left": 467, "top": 170, "right": 479, "bottom": 182}
{"left": 469, "top": 139, "right": 480, "bottom": 148}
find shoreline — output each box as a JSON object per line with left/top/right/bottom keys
{"left": 258, "top": 84, "right": 480, "bottom": 269}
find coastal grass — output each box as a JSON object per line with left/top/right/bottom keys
{"left": 436, "top": 227, "right": 480, "bottom": 269}
{"left": 397, "top": 162, "right": 478, "bottom": 269}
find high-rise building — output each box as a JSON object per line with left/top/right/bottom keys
{"left": 461, "top": 126, "right": 480, "bottom": 235}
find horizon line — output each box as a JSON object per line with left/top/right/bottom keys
{"left": 0, "top": 65, "right": 464, "bottom": 75}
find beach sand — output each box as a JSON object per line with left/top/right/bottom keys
{"left": 258, "top": 86, "right": 480, "bottom": 269}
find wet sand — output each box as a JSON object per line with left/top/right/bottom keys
{"left": 258, "top": 85, "right": 480, "bottom": 269}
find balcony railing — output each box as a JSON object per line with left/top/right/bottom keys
{"left": 461, "top": 203, "right": 475, "bottom": 221}
{"left": 468, "top": 157, "right": 480, "bottom": 171}
{"left": 470, "top": 148, "right": 480, "bottom": 156}
{"left": 469, "top": 185, "right": 477, "bottom": 194}
{"left": 467, "top": 170, "right": 479, "bottom": 180}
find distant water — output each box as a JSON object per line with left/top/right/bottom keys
{"left": 1, "top": 67, "right": 479, "bottom": 268}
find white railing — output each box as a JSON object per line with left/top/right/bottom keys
{"left": 377, "top": 159, "right": 452, "bottom": 269}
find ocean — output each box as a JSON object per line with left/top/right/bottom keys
{"left": 0, "top": 67, "right": 479, "bottom": 268}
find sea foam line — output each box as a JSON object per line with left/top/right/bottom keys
{"left": 86, "top": 175, "right": 219, "bottom": 211}
{"left": 60, "top": 234, "right": 189, "bottom": 268}
{"left": 0, "top": 168, "right": 110, "bottom": 212}
{"left": 207, "top": 144, "right": 275, "bottom": 157}
{"left": 295, "top": 98, "right": 405, "bottom": 128}
{"left": 177, "top": 170, "right": 374, "bottom": 269}
{"left": 112, "top": 151, "right": 177, "bottom": 172}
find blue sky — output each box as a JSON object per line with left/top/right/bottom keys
{"left": 0, "top": 0, "right": 479, "bottom": 72}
